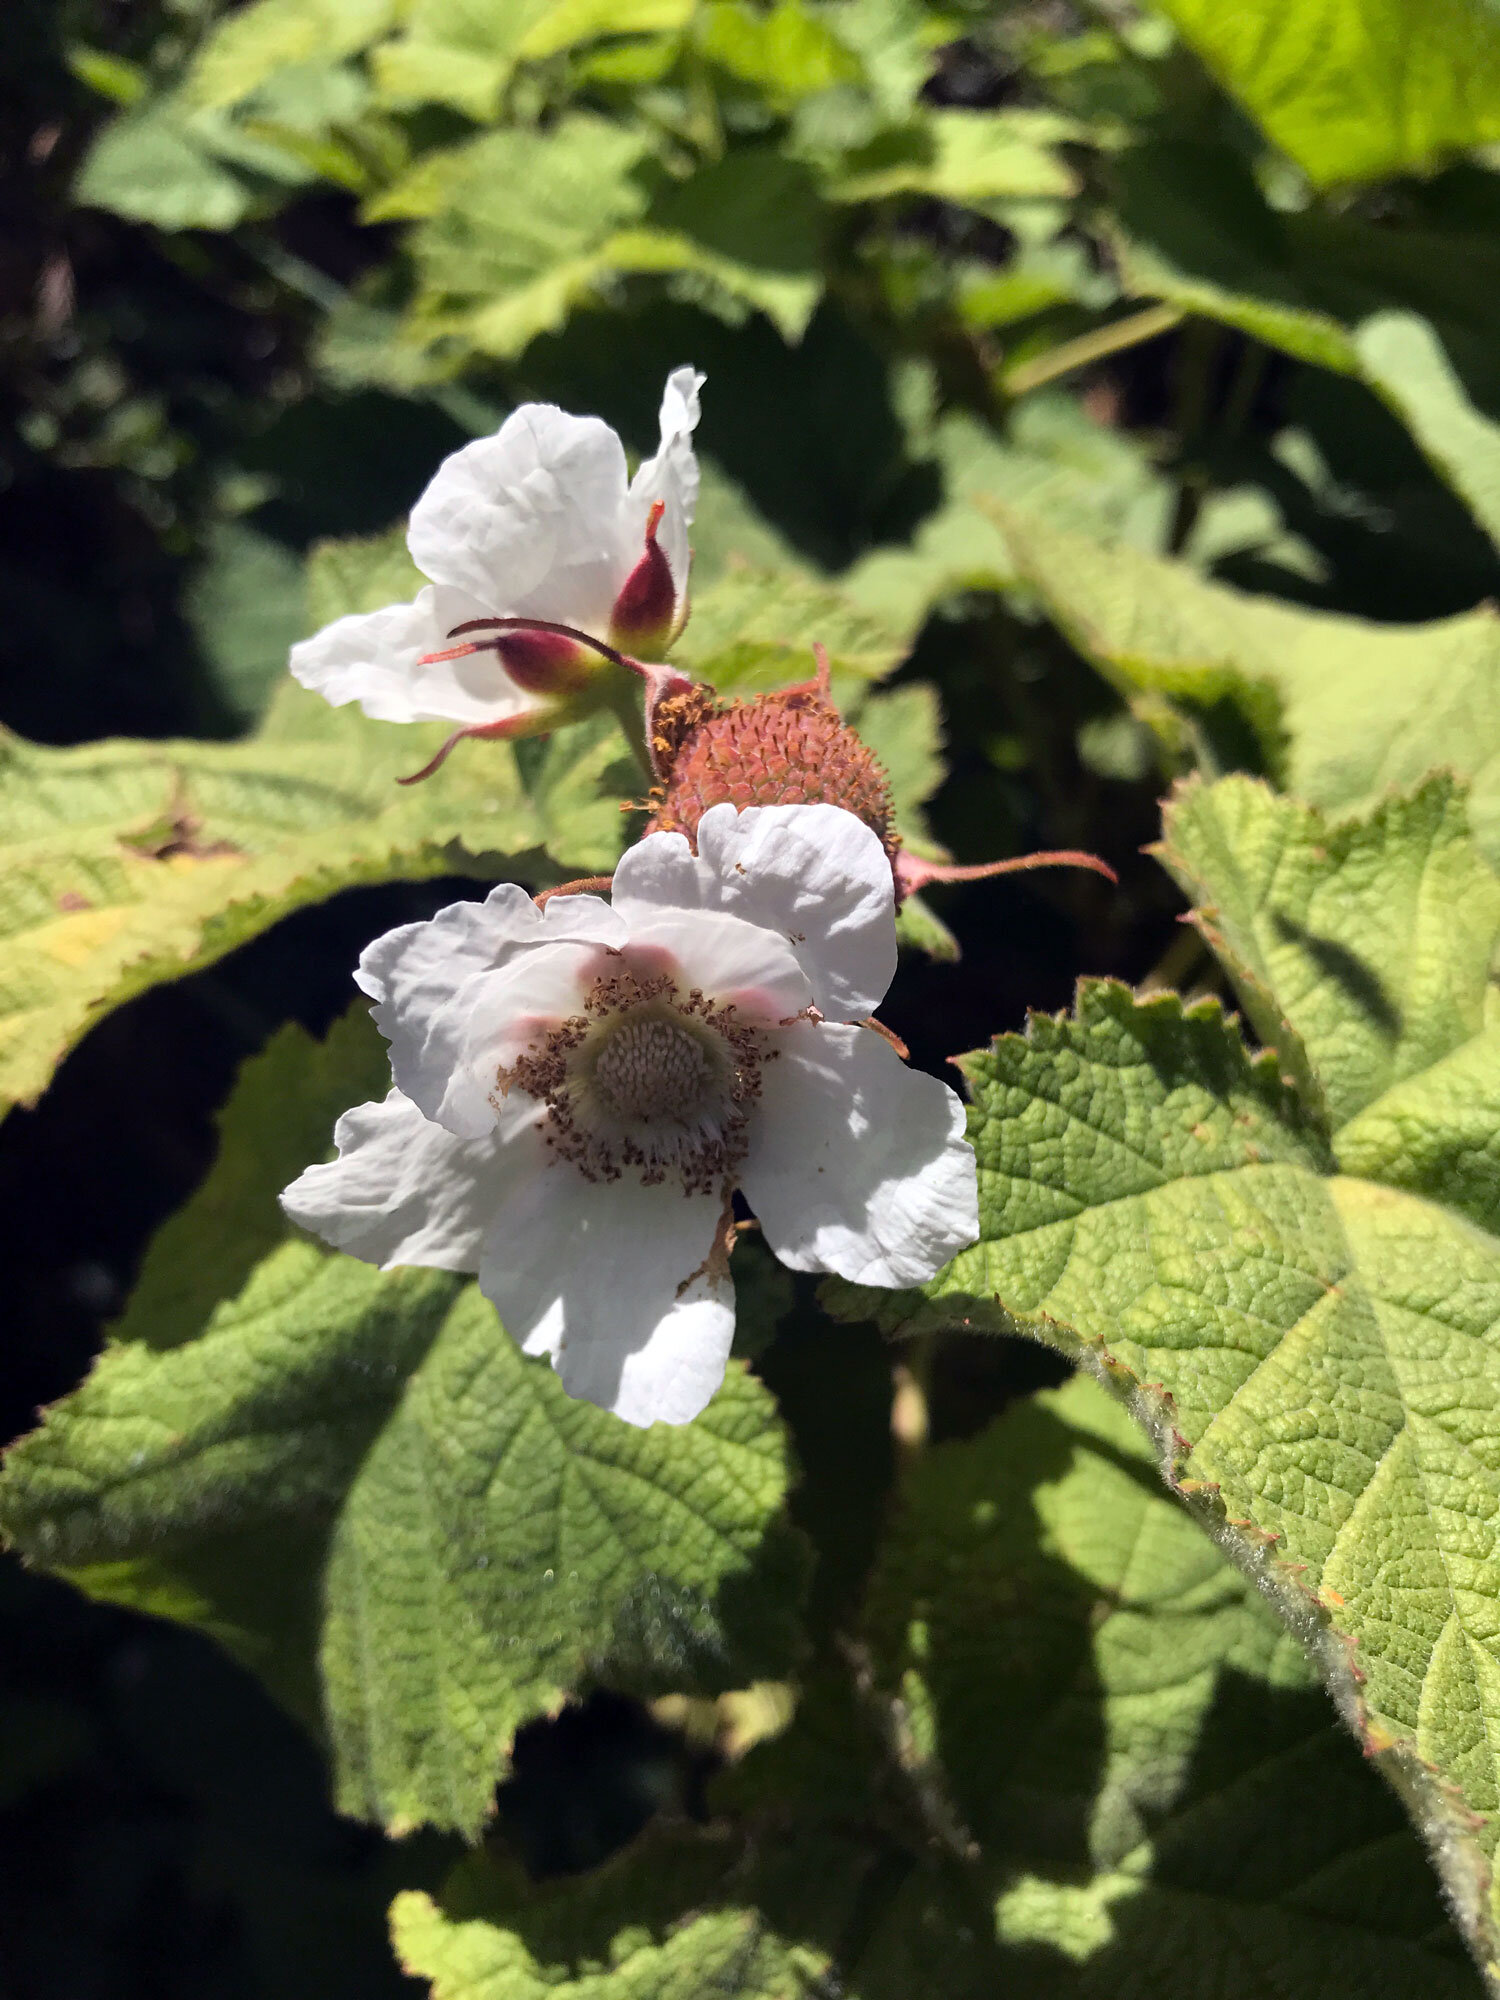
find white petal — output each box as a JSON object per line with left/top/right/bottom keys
{"left": 613, "top": 804, "right": 896, "bottom": 1021}
{"left": 627, "top": 365, "right": 705, "bottom": 599}
{"left": 741, "top": 1024, "right": 978, "bottom": 1286}
{"left": 407, "top": 403, "right": 635, "bottom": 635}
{"left": 280, "top": 1088, "right": 542, "bottom": 1271}
{"left": 288, "top": 587, "right": 537, "bottom": 728}
{"left": 357, "top": 886, "right": 627, "bottom": 1139}
{"left": 479, "top": 1167, "right": 734, "bottom": 1427}
{"left": 626, "top": 906, "right": 813, "bottom": 1026}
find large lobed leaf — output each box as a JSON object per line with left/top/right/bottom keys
{"left": 392, "top": 1372, "right": 1476, "bottom": 1996}
{"left": 1155, "top": 0, "right": 1500, "bottom": 187}
{"left": 996, "top": 505, "right": 1500, "bottom": 866}
{"left": 1107, "top": 145, "right": 1500, "bottom": 554}
{"left": 828, "top": 774, "right": 1500, "bottom": 1979}
{"left": 870, "top": 1375, "right": 1480, "bottom": 1994}
{"left": 0, "top": 681, "right": 548, "bottom": 1123}
{"left": 0, "top": 1012, "right": 804, "bottom": 1837}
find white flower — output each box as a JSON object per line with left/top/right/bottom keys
{"left": 282, "top": 804, "right": 979, "bottom": 1428}
{"left": 289, "top": 366, "right": 704, "bottom": 735}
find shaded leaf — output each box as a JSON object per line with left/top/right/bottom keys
{"left": 827, "top": 109, "right": 1079, "bottom": 205}
{"left": 1110, "top": 146, "right": 1500, "bottom": 551}
{"left": 997, "top": 504, "right": 1500, "bottom": 864}
{"left": 828, "top": 778, "right": 1500, "bottom": 1972}
{"left": 185, "top": 522, "right": 308, "bottom": 726}
{"left": 677, "top": 564, "right": 916, "bottom": 699}
{"left": 868, "top": 1375, "right": 1481, "bottom": 1994}
{"left": 0, "top": 1018, "right": 803, "bottom": 1836}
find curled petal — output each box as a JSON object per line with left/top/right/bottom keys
{"left": 740, "top": 1024, "right": 978, "bottom": 1287}
{"left": 612, "top": 803, "right": 896, "bottom": 1022}
{"left": 627, "top": 365, "right": 705, "bottom": 605}
{"left": 479, "top": 1168, "right": 735, "bottom": 1427}
{"left": 289, "top": 587, "right": 541, "bottom": 728}
{"left": 408, "top": 405, "right": 634, "bottom": 635}
{"left": 357, "top": 887, "right": 627, "bottom": 1138}
{"left": 280, "top": 1088, "right": 543, "bottom": 1271}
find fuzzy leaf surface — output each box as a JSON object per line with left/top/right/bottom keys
{"left": 829, "top": 777, "right": 1500, "bottom": 1974}
{"left": 998, "top": 506, "right": 1500, "bottom": 865}
{"left": 0, "top": 677, "right": 553, "bottom": 1121}
{"left": 390, "top": 1372, "right": 1477, "bottom": 1997}
{"left": 0, "top": 1018, "right": 802, "bottom": 1835}
{"left": 1154, "top": 0, "right": 1500, "bottom": 186}
{"left": 866, "top": 1374, "right": 1479, "bottom": 1993}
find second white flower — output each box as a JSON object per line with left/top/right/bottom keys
{"left": 282, "top": 803, "right": 978, "bottom": 1427}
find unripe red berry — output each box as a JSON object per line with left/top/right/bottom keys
{"left": 646, "top": 685, "right": 900, "bottom": 876}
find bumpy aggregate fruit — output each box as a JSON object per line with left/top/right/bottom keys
{"left": 646, "top": 686, "right": 899, "bottom": 870}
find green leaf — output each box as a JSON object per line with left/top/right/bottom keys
{"left": 400, "top": 119, "right": 653, "bottom": 357}
{"left": 303, "top": 523, "right": 425, "bottom": 626}
{"left": 393, "top": 1715, "right": 995, "bottom": 1996}
{"left": 828, "top": 779, "right": 1500, "bottom": 1976}
{"left": 0, "top": 662, "right": 553, "bottom": 1123}
{"left": 390, "top": 1368, "right": 1478, "bottom": 1995}
{"left": 74, "top": 97, "right": 261, "bottom": 231}
{"left": 636, "top": 149, "right": 827, "bottom": 342}
{"left": 995, "top": 504, "right": 1500, "bottom": 866}
{"left": 110, "top": 1007, "right": 390, "bottom": 1354}
{"left": 867, "top": 1374, "right": 1481, "bottom": 1993}
{"left": 1157, "top": 775, "right": 1500, "bottom": 1142}
{"left": 841, "top": 396, "right": 1175, "bottom": 631}
{"left": 698, "top": 0, "right": 864, "bottom": 108}
{"left": 1154, "top": 0, "right": 1500, "bottom": 187}
{"left": 826, "top": 109, "right": 1079, "bottom": 205}
{"left": 391, "top": 1833, "right": 846, "bottom": 2000}
{"left": 370, "top": 0, "right": 689, "bottom": 116}
{"left": 66, "top": 44, "right": 148, "bottom": 108}
{"left": 0, "top": 1018, "right": 803, "bottom": 1836}
{"left": 185, "top": 522, "right": 308, "bottom": 726}
{"left": 184, "top": 0, "right": 399, "bottom": 109}
{"left": 676, "top": 565, "right": 916, "bottom": 699}
{"left": 515, "top": 0, "right": 695, "bottom": 63}
{"left": 1108, "top": 147, "right": 1500, "bottom": 551}
{"left": 848, "top": 680, "right": 946, "bottom": 860}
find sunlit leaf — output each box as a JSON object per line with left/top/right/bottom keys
{"left": 1155, "top": 0, "right": 1500, "bottom": 187}
{"left": 994, "top": 503, "right": 1500, "bottom": 863}
{"left": 829, "top": 777, "right": 1500, "bottom": 1971}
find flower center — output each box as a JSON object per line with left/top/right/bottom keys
{"left": 591, "top": 1013, "right": 710, "bottom": 1122}
{"left": 500, "top": 965, "right": 773, "bottom": 1194}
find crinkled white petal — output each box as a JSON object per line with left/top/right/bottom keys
{"left": 280, "top": 1087, "right": 544, "bottom": 1271}
{"left": 479, "top": 1167, "right": 734, "bottom": 1427}
{"left": 627, "top": 364, "right": 705, "bottom": 600}
{"left": 288, "top": 586, "right": 538, "bottom": 728}
{"left": 625, "top": 906, "right": 812, "bottom": 1027}
{"left": 741, "top": 1024, "right": 978, "bottom": 1286}
{"left": 613, "top": 804, "right": 896, "bottom": 1022}
{"left": 357, "top": 886, "right": 627, "bottom": 1139}
{"left": 407, "top": 403, "right": 635, "bottom": 636}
